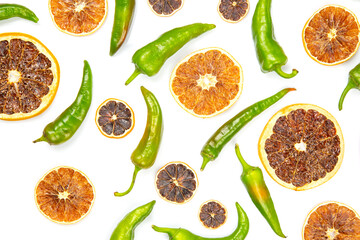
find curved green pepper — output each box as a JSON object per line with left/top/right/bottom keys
{"left": 153, "top": 202, "right": 249, "bottom": 240}
{"left": 114, "top": 86, "right": 163, "bottom": 196}
{"left": 34, "top": 60, "right": 92, "bottom": 145}
{"left": 125, "top": 23, "right": 216, "bottom": 85}
{"left": 0, "top": 4, "right": 38, "bottom": 23}
{"left": 252, "top": 0, "right": 297, "bottom": 79}
{"left": 338, "top": 63, "right": 360, "bottom": 110}
{"left": 110, "top": 200, "right": 156, "bottom": 240}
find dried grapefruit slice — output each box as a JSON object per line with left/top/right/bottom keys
{"left": 95, "top": 98, "right": 135, "bottom": 139}
{"left": 0, "top": 32, "right": 60, "bottom": 121}
{"left": 218, "top": 0, "right": 249, "bottom": 23}
{"left": 199, "top": 200, "right": 227, "bottom": 229}
{"left": 35, "top": 166, "right": 95, "bottom": 224}
{"left": 170, "top": 48, "right": 243, "bottom": 118}
{"left": 258, "top": 104, "right": 344, "bottom": 191}
{"left": 303, "top": 201, "right": 360, "bottom": 240}
{"left": 148, "top": 0, "right": 183, "bottom": 17}
{"left": 303, "top": 5, "right": 360, "bottom": 65}
{"left": 49, "top": 0, "right": 107, "bottom": 36}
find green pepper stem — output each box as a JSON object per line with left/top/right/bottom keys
{"left": 235, "top": 144, "right": 252, "bottom": 172}
{"left": 274, "top": 66, "right": 298, "bottom": 79}
{"left": 125, "top": 68, "right": 141, "bottom": 85}
{"left": 33, "top": 136, "right": 46, "bottom": 143}
{"left": 152, "top": 225, "right": 177, "bottom": 234}
{"left": 114, "top": 166, "right": 141, "bottom": 197}
{"left": 338, "top": 80, "right": 356, "bottom": 111}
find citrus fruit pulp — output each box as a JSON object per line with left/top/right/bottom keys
{"left": 0, "top": 32, "right": 60, "bottom": 121}
{"left": 95, "top": 98, "right": 135, "bottom": 139}
{"left": 35, "top": 166, "right": 95, "bottom": 224}
{"left": 170, "top": 47, "right": 243, "bottom": 118}
{"left": 218, "top": 0, "right": 249, "bottom": 23}
{"left": 258, "top": 104, "right": 344, "bottom": 191}
{"left": 302, "top": 5, "right": 360, "bottom": 65}
{"left": 199, "top": 200, "right": 227, "bottom": 229}
{"left": 49, "top": 0, "right": 107, "bottom": 36}
{"left": 148, "top": 0, "right": 183, "bottom": 16}
{"left": 303, "top": 201, "right": 360, "bottom": 240}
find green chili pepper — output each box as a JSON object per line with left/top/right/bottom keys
{"left": 109, "top": 0, "right": 135, "bottom": 56}
{"left": 152, "top": 202, "right": 249, "bottom": 240}
{"left": 125, "top": 23, "right": 216, "bottom": 85}
{"left": 200, "top": 88, "right": 295, "bottom": 171}
{"left": 235, "top": 144, "right": 285, "bottom": 238}
{"left": 114, "top": 86, "right": 163, "bottom": 196}
{"left": 252, "top": 0, "right": 297, "bottom": 79}
{"left": 338, "top": 63, "right": 360, "bottom": 110}
{"left": 110, "top": 200, "right": 156, "bottom": 240}
{"left": 33, "top": 60, "right": 92, "bottom": 145}
{"left": 0, "top": 4, "right": 38, "bottom": 23}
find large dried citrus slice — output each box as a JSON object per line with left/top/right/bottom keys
{"left": 258, "top": 104, "right": 344, "bottom": 191}
{"left": 95, "top": 98, "right": 135, "bottom": 139}
{"left": 303, "top": 201, "right": 360, "bottom": 240}
{"left": 49, "top": 0, "right": 107, "bottom": 36}
{"left": 199, "top": 200, "right": 227, "bottom": 229}
{"left": 218, "top": 0, "right": 249, "bottom": 23}
{"left": 0, "top": 32, "right": 60, "bottom": 121}
{"left": 170, "top": 48, "right": 243, "bottom": 118}
{"left": 35, "top": 166, "right": 95, "bottom": 224}
{"left": 148, "top": 0, "right": 183, "bottom": 17}
{"left": 303, "top": 5, "right": 360, "bottom": 65}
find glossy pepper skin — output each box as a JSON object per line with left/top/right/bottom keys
{"left": 109, "top": 0, "right": 135, "bottom": 56}
{"left": 235, "top": 144, "right": 285, "bottom": 238}
{"left": 0, "top": 4, "right": 38, "bottom": 23}
{"left": 153, "top": 202, "right": 249, "bottom": 240}
{"left": 110, "top": 200, "right": 156, "bottom": 240}
{"left": 33, "top": 61, "right": 92, "bottom": 145}
{"left": 338, "top": 63, "right": 360, "bottom": 110}
{"left": 252, "top": 0, "right": 297, "bottom": 79}
{"left": 200, "top": 88, "right": 295, "bottom": 170}
{"left": 125, "top": 23, "right": 216, "bottom": 85}
{"left": 114, "top": 86, "right": 163, "bottom": 196}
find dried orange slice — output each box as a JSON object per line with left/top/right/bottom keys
{"left": 199, "top": 200, "right": 227, "bottom": 229}
{"left": 95, "top": 98, "right": 135, "bottom": 139}
{"left": 218, "top": 0, "right": 249, "bottom": 23}
{"left": 148, "top": 0, "right": 183, "bottom": 17}
{"left": 0, "top": 32, "right": 60, "bottom": 121}
{"left": 35, "top": 166, "right": 95, "bottom": 224}
{"left": 258, "top": 104, "right": 344, "bottom": 191}
{"left": 155, "top": 161, "right": 198, "bottom": 204}
{"left": 302, "top": 5, "right": 360, "bottom": 65}
{"left": 49, "top": 0, "right": 107, "bottom": 36}
{"left": 170, "top": 48, "right": 243, "bottom": 118}
{"left": 303, "top": 201, "right": 360, "bottom": 240}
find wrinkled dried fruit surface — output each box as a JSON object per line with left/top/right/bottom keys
{"left": 148, "top": 0, "right": 182, "bottom": 16}
{"left": 199, "top": 200, "right": 227, "bottom": 229}
{"left": 218, "top": 0, "right": 249, "bottom": 23}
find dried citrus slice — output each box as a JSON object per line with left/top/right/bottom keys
{"left": 35, "top": 166, "right": 95, "bottom": 224}
{"left": 218, "top": 0, "right": 249, "bottom": 23}
{"left": 155, "top": 161, "right": 198, "bottom": 204}
{"left": 49, "top": 0, "right": 107, "bottom": 36}
{"left": 148, "top": 0, "right": 183, "bottom": 17}
{"left": 199, "top": 200, "right": 227, "bottom": 229}
{"left": 0, "top": 32, "right": 60, "bottom": 121}
{"left": 302, "top": 5, "right": 360, "bottom": 65}
{"left": 303, "top": 201, "right": 360, "bottom": 240}
{"left": 95, "top": 98, "right": 135, "bottom": 139}
{"left": 258, "top": 104, "right": 344, "bottom": 191}
{"left": 170, "top": 47, "right": 243, "bottom": 118}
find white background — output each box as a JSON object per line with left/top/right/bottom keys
{"left": 1, "top": 0, "right": 360, "bottom": 239}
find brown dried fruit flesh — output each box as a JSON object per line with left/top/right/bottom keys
{"left": 148, "top": 0, "right": 183, "bottom": 16}
{"left": 303, "top": 202, "right": 360, "bottom": 240}
{"left": 259, "top": 104, "right": 344, "bottom": 191}
{"left": 170, "top": 48, "right": 243, "bottom": 118}
{"left": 156, "top": 162, "right": 198, "bottom": 204}
{"left": 303, "top": 5, "right": 360, "bottom": 65}
{"left": 35, "top": 166, "right": 95, "bottom": 224}
{"left": 199, "top": 200, "right": 227, "bottom": 229}
{"left": 218, "top": 0, "right": 249, "bottom": 23}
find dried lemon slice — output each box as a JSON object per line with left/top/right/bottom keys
{"left": 199, "top": 200, "right": 227, "bottom": 229}
{"left": 218, "top": 0, "right": 249, "bottom": 23}
{"left": 148, "top": 0, "right": 183, "bottom": 17}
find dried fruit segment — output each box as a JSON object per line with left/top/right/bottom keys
{"left": 218, "top": 0, "right": 249, "bottom": 23}
{"left": 148, "top": 0, "right": 183, "bottom": 16}
{"left": 199, "top": 200, "right": 227, "bottom": 229}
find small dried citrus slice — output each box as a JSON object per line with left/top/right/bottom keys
{"left": 155, "top": 161, "right": 198, "bottom": 204}
{"left": 148, "top": 0, "right": 183, "bottom": 17}
{"left": 302, "top": 5, "right": 360, "bottom": 65}
{"left": 95, "top": 98, "right": 134, "bottom": 139}
{"left": 35, "top": 166, "right": 95, "bottom": 224}
{"left": 49, "top": 0, "right": 107, "bottom": 36}
{"left": 170, "top": 47, "right": 243, "bottom": 118}
{"left": 218, "top": 0, "right": 249, "bottom": 23}
{"left": 199, "top": 200, "right": 227, "bottom": 229}
{"left": 0, "top": 32, "right": 60, "bottom": 121}
{"left": 303, "top": 201, "right": 360, "bottom": 240}
{"left": 258, "top": 104, "right": 344, "bottom": 191}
